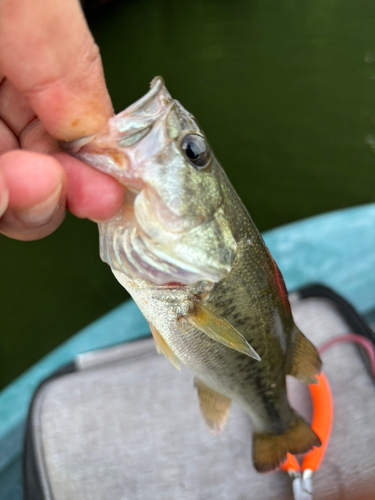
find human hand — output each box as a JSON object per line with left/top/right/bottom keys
{"left": 0, "top": 0, "right": 125, "bottom": 241}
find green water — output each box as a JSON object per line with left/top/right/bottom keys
{"left": 1, "top": 0, "right": 375, "bottom": 389}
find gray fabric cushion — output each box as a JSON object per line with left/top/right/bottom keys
{"left": 31, "top": 298, "right": 375, "bottom": 499}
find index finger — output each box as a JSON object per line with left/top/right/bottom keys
{"left": 0, "top": 0, "right": 113, "bottom": 141}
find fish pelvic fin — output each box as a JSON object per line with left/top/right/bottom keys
{"left": 194, "top": 378, "right": 232, "bottom": 434}
{"left": 149, "top": 323, "right": 181, "bottom": 371}
{"left": 184, "top": 301, "right": 261, "bottom": 361}
{"left": 252, "top": 414, "right": 321, "bottom": 473}
{"left": 288, "top": 327, "right": 322, "bottom": 384}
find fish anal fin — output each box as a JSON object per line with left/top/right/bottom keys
{"left": 253, "top": 415, "right": 321, "bottom": 473}
{"left": 288, "top": 328, "right": 322, "bottom": 385}
{"left": 149, "top": 323, "right": 180, "bottom": 371}
{"left": 194, "top": 378, "right": 231, "bottom": 434}
{"left": 184, "top": 301, "right": 261, "bottom": 361}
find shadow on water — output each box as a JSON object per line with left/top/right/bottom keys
{"left": 1, "top": 0, "right": 375, "bottom": 388}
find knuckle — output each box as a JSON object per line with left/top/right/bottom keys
{"left": 0, "top": 203, "right": 66, "bottom": 240}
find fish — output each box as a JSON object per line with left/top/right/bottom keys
{"left": 63, "top": 77, "right": 322, "bottom": 472}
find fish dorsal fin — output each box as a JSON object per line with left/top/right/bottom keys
{"left": 288, "top": 327, "right": 322, "bottom": 384}
{"left": 184, "top": 301, "right": 261, "bottom": 361}
{"left": 194, "top": 378, "right": 232, "bottom": 434}
{"left": 149, "top": 323, "right": 181, "bottom": 371}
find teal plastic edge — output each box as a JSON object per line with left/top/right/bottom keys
{"left": 263, "top": 203, "right": 375, "bottom": 314}
{"left": 1, "top": 203, "right": 374, "bottom": 471}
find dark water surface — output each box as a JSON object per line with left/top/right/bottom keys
{"left": 1, "top": 0, "right": 375, "bottom": 389}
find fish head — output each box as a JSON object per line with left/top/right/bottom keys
{"left": 64, "top": 77, "right": 237, "bottom": 286}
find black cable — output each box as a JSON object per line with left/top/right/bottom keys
{"left": 296, "top": 283, "right": 375, "bottom": 381}
{"left": 297, "top": 283, "right": 375, "bottom": 344}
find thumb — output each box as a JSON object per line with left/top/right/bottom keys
{"left": 0, "top": 0, "right": 113, "bottom": 141}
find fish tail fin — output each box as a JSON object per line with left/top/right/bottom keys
{"left": 288, "top": 327, "right": 322, "bottom": 384}
{"left": 252, "top": 414, "right": 321, "bottom": 473}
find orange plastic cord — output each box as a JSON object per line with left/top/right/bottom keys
{"left": 281, "top": 372, "right": 333, "bottom": 473}
{"left": 303, "top": 373, "right": 333, "bottom": 470}
{"left": 281, "top": 452, "right": 300, "bottom": 473}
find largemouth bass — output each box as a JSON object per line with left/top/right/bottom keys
{"left": 64, "top": 77, "right": 322, "bottom": 472}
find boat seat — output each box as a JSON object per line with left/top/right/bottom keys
{"left": 23, "top": 293, "right": 375, "bottom": 500}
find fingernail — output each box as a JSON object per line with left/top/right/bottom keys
{"left": 17, "top": 183, "right": 62, "bottom": 226}
{"left": 0, "top": 186, "right": 9, "bottom": 218}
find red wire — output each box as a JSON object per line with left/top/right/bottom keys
{"left": 318, "top": 333, "right": 375, "bottom": 380}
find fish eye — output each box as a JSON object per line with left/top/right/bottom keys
{"left": 180, "top": 134, "right": 211, "bottom": 169}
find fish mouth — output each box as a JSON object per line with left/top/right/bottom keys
{"left": 61, "top": 77, "right": 173, "bottom": 186}
{"left": 63, "top": 76, "right": 237, "bottom": 286}
{"left": 98, "top": 189, "right": 237, "bottom": 286}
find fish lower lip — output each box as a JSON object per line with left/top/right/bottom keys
{"left": 122, "top": 229, "right": 213, "bottom": 285}
{"left": 110, "top": 191, "right": 235, "bottom": 286}
{"left": 135, "top": 188, "right": 225, "bottom": 239}
{"left": 134, "top": 189, "right": 183, "bottom": 240}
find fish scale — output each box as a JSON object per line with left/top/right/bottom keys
{"left": 63, "top": 77, "right": 322, "bottom": 472}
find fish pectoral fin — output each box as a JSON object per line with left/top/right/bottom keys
{"left": 252, "top": 414, "right": 321, "bottom": 473}
{"left": 194, "top": 378, "right": 231, "bottom": 434}
{"left": 149, "top": 323, "right": 181, "bottom": 371}
{"left": 184, "top": 301, "right": 261, "bottom": 361}
{"left": 287, "top": 327, "right": 322, "bottom": 384}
